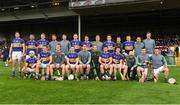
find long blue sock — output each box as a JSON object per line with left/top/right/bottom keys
{"left": 12, "top": 70, "right": 15, "bottom": 77}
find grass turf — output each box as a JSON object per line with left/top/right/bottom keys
{"left": 0, "top": 62, "right": 180, "bottom": 104}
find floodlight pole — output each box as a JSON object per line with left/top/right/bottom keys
{"left": 78, "top": 15, "right": 81, "bottom": 41}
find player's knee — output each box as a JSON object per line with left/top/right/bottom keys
{"left": 87, "top": 64, "right": 90, "bottom": 68}
{"left": 76, "top": 65, "right": 79, "bottom": 69}
{"left": 100, "top": 65, "right": 103, "bottom": 69}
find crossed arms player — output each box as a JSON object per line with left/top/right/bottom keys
{"left": 79, "top": 45, "right": 91, "bottom": 80}
{"left": 66, "top": 47, "right": 79, "bottom": 80}
{"left": 50, "top": 44, "right": 66, "bottom": 80}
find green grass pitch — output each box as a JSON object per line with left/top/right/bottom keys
{"left": 0, "top": 61, "right": 180, "bottom": 104}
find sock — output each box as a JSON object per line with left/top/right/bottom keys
{"left": 12, "top": 70, "right": 15, "bottom": 77}
{"left": 35, "top": 74, "right": 38, "bottom": 79}
{"left": 164, "top": 77, "right": 168, "bottom": 82}
{"left": 18, "top": 71, "right": 21, "bottom": 77}
{"left": 46, "top": 74, "right": 49, "bottom": 80}
{"left": 86, "top": 74, "right": 89, "bottom": 80}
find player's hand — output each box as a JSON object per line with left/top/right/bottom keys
{"left": 83, "top": 64, "right": 86, "bottom": 68}
{"left": 143, "top": 62, "right": 146, "bottom": 66}
{"left": 105, "top": 64, "right": 109, "bottom": 69}
{"left": 8, "top": 55, "right": 11, "bottom": 58}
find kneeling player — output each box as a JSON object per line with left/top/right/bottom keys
{"left": 66, "top": 47, "right": 79, "bottom": 80}
{"left": 78, "top": 45, "right": 91, "bottom": 80}
{"left": 50, "top": 44, "right": 66, "bottom": 80}
{"left": 22, "top": 51, "right": 37, "bottom": 79}
{"left": 99, "top": 46, "right": 113, "bottom": 80}
{"left": 112, "top": 47, "right": 128, "bottom": 80}
{"left": 136, "top": 48, "right": 150, "bottom": 83}
{"left": 35, "top": 45, "right": 52, "bottom": 80}
{"left": 150, "top": 49, "right": 169, "bottom": 83}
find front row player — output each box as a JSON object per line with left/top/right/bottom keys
{"left": 79, "top": 45, "right": 91, "bottom": 80}
{"left": 112, "top": 47, "right": 128, "bottom": 80}
{"left": 66, "top": 47, "right": 79, "bottom": 80}
{"left": 136, "top": 48, "right": 150, "bottom": 83}
{"left": 50, "top": 44, "right": 66, "bottom": 80}
{"left": 22, "top": 51, "right": 37, "bottom": 79}
{"left": 35, "top": 45, "right": 52, "bottom": 80}
{"left": 150, "top": 49, "right": 169, "bottom": 83}
{"left": 99, "top": 46, "right": 113, "bottom": 80}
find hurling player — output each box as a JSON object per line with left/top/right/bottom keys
{"left": 9, "top": 32, "right": 25, "bottom": 78}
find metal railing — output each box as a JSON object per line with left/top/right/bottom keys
{"left": 69, "top": 0, "right": 160, "bottom": 8}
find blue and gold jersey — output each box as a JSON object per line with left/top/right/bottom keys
{"left": 11, "top": 38, "right": 24, "bottom": 52}
{"left": 123, "top": 41, "right": 134, "bottom": 54}
{"left": 71, "top": 40, "right": 81, "bottom": 53}
{"left": 67, "top": 53, "right": 78, "bottom": 64}
{"left": 112, "top": 53, "right": 124, "bottom": 64}
{"left": 99, "top": 52, "right": 111, "bottom": 64}
{"left": 103, "top": 41, "right": 116, "bottom": 53}
{"left": 81, "top": 41, "right": 92, "bottom": 48}
{"left": 39, "top": 52, "right": 51, "bottom": 64}
{"left": 36, "top": 39, "right": 49, "bottom": 53}
{"left": 26, "top": 40, "right": 37, "bottom": 55}
{"left": 26, "top": 57, "right": 37, "bottom": 68}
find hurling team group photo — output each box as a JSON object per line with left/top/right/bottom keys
{"left": 5, "top": 31, "right": 176, "bottom": 84}
{"left": 1, "top": 0, "right": 180, "bottom": 104}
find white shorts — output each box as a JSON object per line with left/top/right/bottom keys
{"left": 27, "top": 68, "right": 35, "bottom": 72}
{"left": 12, "top": 51, "right": 22, "bottom": 60}
{"left": 70, "top": 64, "right": 76, "bottom": 68}
{"left": 153, "top": 66, "right": 164, "bottom": 76}
{"left": 25, "top": 55, "right": 37, "bottom": 60}
{"left": 138, "top": 67, "right": 148, "bottom": 77}
{"left": 148, "top": 54, "right": 153, "bottom": 57}
{"left": 113, "top": 64, "right": 120, "bottom": 68}
{"left": 41, "top": 63, "right": 47, "bottom": 69}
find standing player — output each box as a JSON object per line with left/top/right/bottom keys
{"left": 99, "top": 46, "right": 113, "bottom": 80}
{"left": 103, "top": 35, "right": 116, "bottom": 53}
{"left": 35, "top": 45, "right": 52, "bottom": 80}
{"left": 134, "top": 37, "right": 144, "bottom": 56}
{"left": 71, "top": 34, "right": 81, "bottom": 53}
{"left": 112, "top": 47, "right": 128, "bottom": 80}
{"left": 22, "top": 51, "right": 37, "bottom": 79}
{"left": 150, "top": 49, "right": 169, "bottom": 83}
{"left": 92, "top": 35, "right": 103, "bottom": 52}
{"left": 49, "top": 34, "right": 59, "bottom": 54}
{"left": 122, "top": 35, "right": 134, "bottom": 56}
{"left": 26, "top": 34, "right": 37, "bottom": 59}
{"left": 50, "top": 44, "right": 66, "bottom": 80}
{"left": 36, "top": 33, "right": 49, "bottom": 54}
{"left": 60, "top": 34, "right": 71, "bottom": 55}
{"left": 81, "top": 36, "right": 92, "bottom": 51}
{"left": 66, "top": 47, "right": 79, "bottom": 80}
{"left": 78, "top": 45, "right": 91, "bottom": 80}
{"left": 9, "top": 32, "right": 25, "bottom": 78}
{"left": 116, "top": 37, "right": 122, "bottom": 48}
{"left": 143, "top": 32, "right": 155, "bottom": 57}
{"left": 136, "top": 48, "right": 150, "bottom": 83}
{"left": 143, "top": 32, "right": 155, "bottom": 79}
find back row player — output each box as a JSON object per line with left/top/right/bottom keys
{"left": 9, "top": 32, "right": 158, "bottom": 80}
